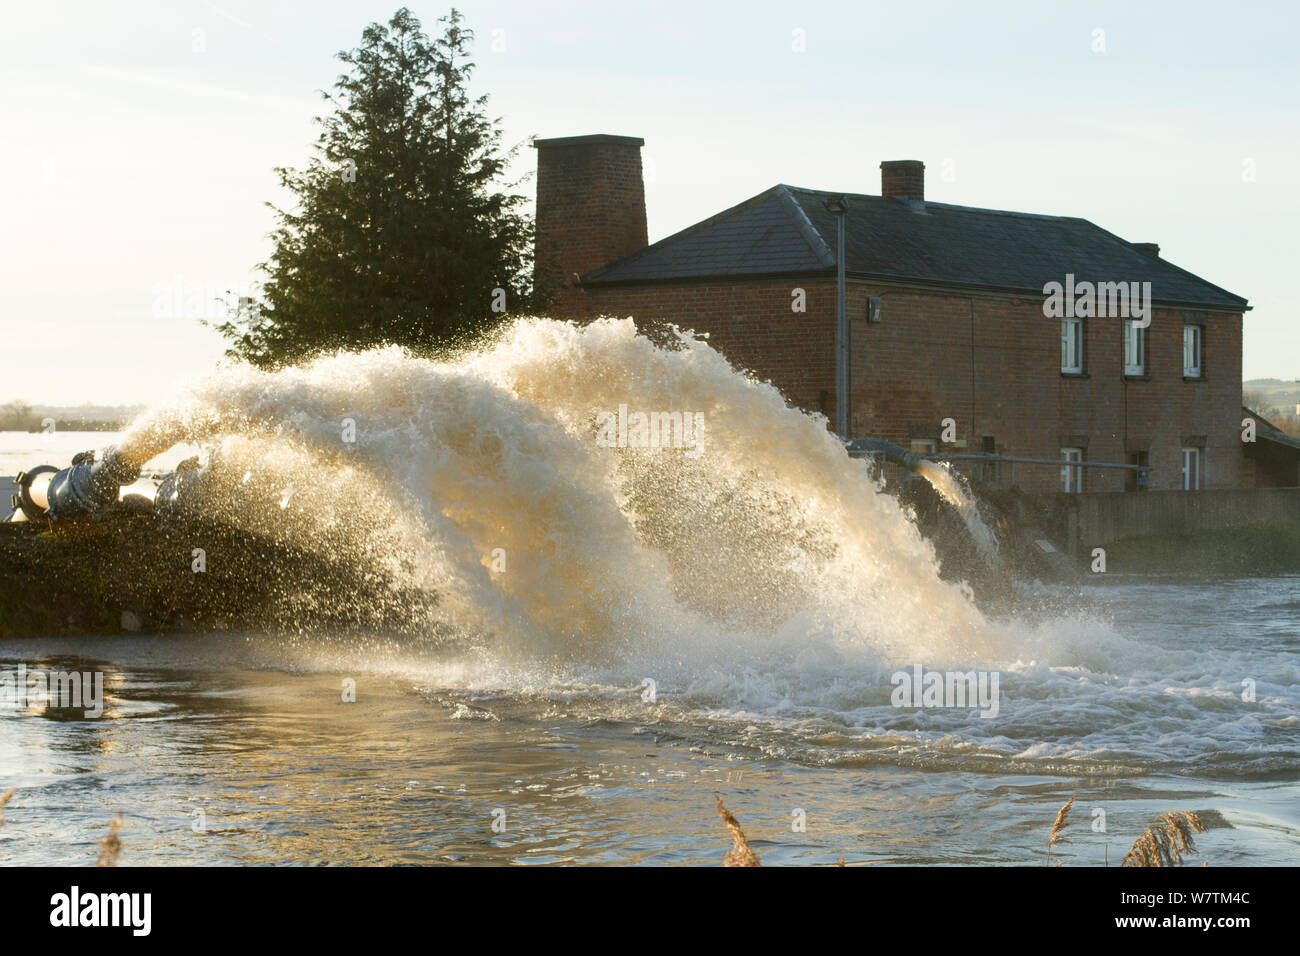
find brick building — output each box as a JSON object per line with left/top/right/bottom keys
{"left": 532, "top": 133, "right": 1274, "bottom": 493}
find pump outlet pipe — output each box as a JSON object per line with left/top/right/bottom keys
{"left": 846, "top": 437, "right": 926, "bottom": 473}
{"left": 13, "top": 447, "right": 143, "bottom": 523}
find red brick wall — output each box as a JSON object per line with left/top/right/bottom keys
{"left": 849, "top": 284, "right": 1245, "bottom": 492}
{"left": 574, "top": 278, "right": 1246, "bottom": 493}
{"left": 581, "top": 279, "right": 838, "bottom": 418}
{"left": 533, "top": 136, "right": 647, "bottom": 317}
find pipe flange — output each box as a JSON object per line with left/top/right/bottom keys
{"left": 14, "top": 465, "right": 57, "bottom": 521}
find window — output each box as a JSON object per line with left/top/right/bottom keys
{"left": 1183, "top": 325, "right": 1203, "bottom": 377}
{"left": 1061, "top": 319, "right": 1083, "bottom": 373}
{"left": 910, "top": 439, "right": 936, "bottom": 457}
{"left": 1123, "top": 320, "right": 1146, "bottom": 376}
{"left": 1181, "top": 447, "right": 1201, "bottom": 490}
{"left": 979, "top": 434, "right": 999, "bottom": 483}
{"left": 1061, "top": 447, "right": 1084, "bottom": 493}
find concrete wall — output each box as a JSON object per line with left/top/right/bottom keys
{"left": 1031, "top": 487, "right": 1300, "bottom": 556}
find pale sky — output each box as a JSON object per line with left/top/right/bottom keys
{"left": 2, "top": 0, "right": 1296, "bottom": 405}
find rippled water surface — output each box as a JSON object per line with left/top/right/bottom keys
{"left": 2, "top": 575, "right": 1297, "bottom": 867}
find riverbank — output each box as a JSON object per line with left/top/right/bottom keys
{"left": 0, "top": 519, "right": 433, "bottom": 639}
{"left": 6, "top": 508, "right": 1299, "bottom": 638}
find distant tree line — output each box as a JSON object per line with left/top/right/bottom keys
{"left": 0, "top": 402, "right": 38, "bottom": 430}
{"left": 0, "top": 401, "right": 138, "bottom": 432}
{"left": 1244, "top": 390, "right": 1300, "bottom": 438}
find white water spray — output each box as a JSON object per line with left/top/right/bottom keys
{"left": 121, "top": 317, "right": 999, "bottom": 666}
{"left": 913, "top": 459, "right": 1000, "bottom": 559}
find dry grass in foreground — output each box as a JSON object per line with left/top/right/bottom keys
{"left": 710, "top": 795, "right": 1212, "bottom": 867}
{"left": 1046, "top": 793, "right": 1074, "bottom": 865}
{"left": 1121, "top": 811, "right": 1207, "bottom": 867}
{"left": 1044, "top": 795, "right": 1208, "bottom": 867}
{"left": 714, "top": 795, "right": 761, "bottom": 867}
{"left": 95, "top": 813, "right": 125, "bottom": 867}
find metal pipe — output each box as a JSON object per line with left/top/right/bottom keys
{"left": 846, "top": 441, "right": 1150, "bottom": 479}
{"left": 14, "top": 447, "right": 142, "bottom": 522}
{"left": 826, "top": 196, "right": 849, "bottom": 439}
{"left": 924, "top": 452, "right": 1147, "bottom": 472}
{"left": 837, "top": 210, "right": 848, "bottom": 439}
{"left": 846, "top": 437, "right": 926, "bottom": 473}
{"left": 153, "top": 457, "right": 206, "bottom": 519}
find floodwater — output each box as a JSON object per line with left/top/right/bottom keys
{"left": 2, "top": 320, "right": 1297, "bottom": 865}
{"left": 1, "top": 574, "right": 1297, "bottom": 866}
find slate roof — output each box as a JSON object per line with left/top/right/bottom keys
{"left": 582, "top": 185, "right": 1248, "bottom": 310}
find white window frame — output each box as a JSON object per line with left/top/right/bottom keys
{"left": 1123, "top": 319, "right": 1146, "bottom": 376}
{"left": 1061, "top": 447, "right": 1084, "bottom": 493}
{"left": 1061, "top": 319, "right": 1083, "bottom": 374}
{"left": 1183, "top": 325, "right": 1203, "bottom": 378}
{"left": 1181, "top": 447, "right": 1202, "bottom": 490}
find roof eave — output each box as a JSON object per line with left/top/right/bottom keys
{"left": 584, "top": 269, "right": 1249, "bottom": 311}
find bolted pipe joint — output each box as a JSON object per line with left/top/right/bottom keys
{"left": 34, "top": 447, "right": 142, "bottom": 522}
{"left": 153, "top": 456, "right": 205, "bottom": 520}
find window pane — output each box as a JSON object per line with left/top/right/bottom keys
{"left": 1124, "top": 321, "right": 1144, "bottom": 372}
{"left": 1182, "top": 447, "right": 1201, "bottom": 490}
{"left": 1184, "top": 326, "right": 1201, "bottom": 375}
{"left": 1061, "top": 319, "right": 1081, "bottom": 371}
{"left": 1061, "top": 448, "right": 1082, "bottom": 492}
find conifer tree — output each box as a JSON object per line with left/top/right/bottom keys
{"left": 216, "top": 8, "right": 532, "bottom": 366}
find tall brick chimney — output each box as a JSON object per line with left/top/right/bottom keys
{"left": 533, "top": 134, "right": 647, "bottom": 317}
{"left": 880, "top": 160, "right": 925, "bottom": 202}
